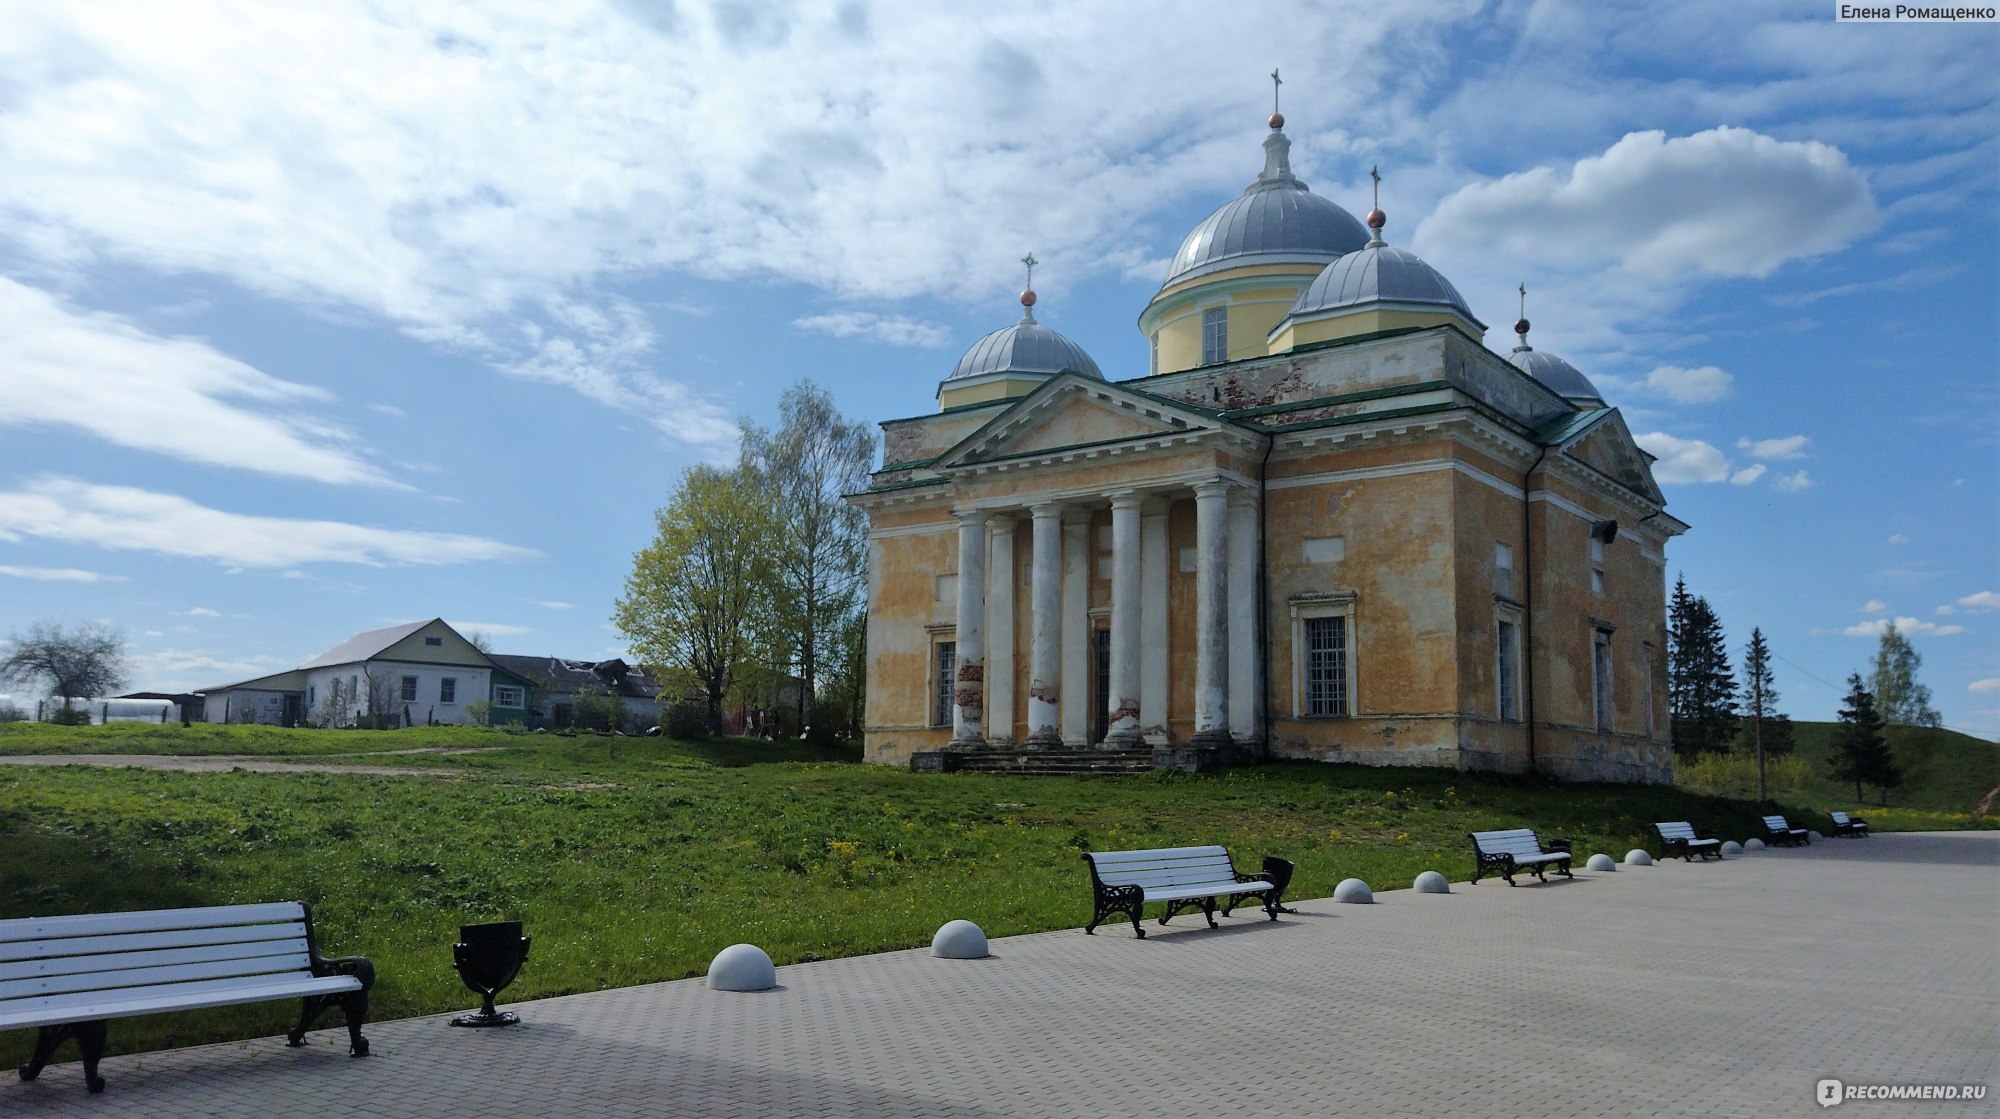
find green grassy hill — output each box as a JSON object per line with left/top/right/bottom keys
{"left": 1676, "top": 720, "right": 1998, "bottom": 814}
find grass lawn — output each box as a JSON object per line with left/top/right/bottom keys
{"left": 1, "top": 722, "right": 1990, "bottom": 1064}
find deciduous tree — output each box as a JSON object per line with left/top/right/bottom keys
{"left": 1869, "top": 621, "right": 1942, "bottom": 727}
{"left": 0, "top": 622, "right": 127, "bottom": 714}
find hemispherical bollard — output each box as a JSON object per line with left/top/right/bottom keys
{"left": 1413, "top": 870, "right": 1450, "bottom": 894}
{"left": 1808, "top": 830, "right": 1824, "bottom": 843}
{"left": 1744, "top": 838, "right": 1766, "bottom": 851}
{"left": 1624, "top": 849, "right": 1653, "bottom": 866}
{"left": 706, "top": 943, "right": 776, "bottom": 991}
{"left": 1585, "top": 853, "right": 1616, "bottom": 872}
{"left": 1720, "top": 840, "right": 1744, "bottom": 855}
{"left": 931, "top": 920, "right": 989, "bottom": 959}
{"left": 1333, "top": 878, "right": 1373, "bottom": 904}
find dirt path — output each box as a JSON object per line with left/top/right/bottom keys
{"left": 0, "top": 755, "right": 464, "bottom": 778}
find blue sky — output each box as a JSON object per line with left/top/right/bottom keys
{"left": 1, "top": 1, "right": 1994, "bottom": 736}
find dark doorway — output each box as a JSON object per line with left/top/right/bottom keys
{"left": 1092, "top": 626, "right": 1111, "bottom": 744}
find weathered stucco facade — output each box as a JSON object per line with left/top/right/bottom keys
{"left": 850, "top": 111, "right": 1686, "bottom": 783}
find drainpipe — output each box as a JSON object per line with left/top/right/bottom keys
{"left": 1521, "top": 445, "right": 1550, "bottom": 773}
{"left": 1256, "top": 429, "right": 1276, "bottom": 758}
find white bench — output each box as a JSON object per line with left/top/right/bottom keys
{"left": 1761, "top": 814, "right": 1810, "bottom": 847}
{"left": 1469, "top": 828, "right": 1573, "bottom": 886}
{"left": 2, "top": 901, "right": 373, "bottom": 1094}
{"left": 1653, "top": 821, "right": 1723, "bottom": 862}
{"left": 1081, "top": 846, "right": 1285, "bottom": 938}
{"left": 1830, "top": 811, "right": 1871, "bottom": 838}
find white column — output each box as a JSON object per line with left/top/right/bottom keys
{"left": 1102, "top": 491, "right": 1143, "bottom": 748}
{"left": 984, "top": 515, "right": 1016, "bottom": 747}
{"left": 1025, "top": 502, "right": 1063, "bottom": 749}
{"left": 1060, "top": 510, "right": 1091, "bottom": 747}
{"left": 949, "top": 512, "right": 985, "bottom": 748}
{"left": 1191, "top": 479, "right": 1230, "bottom": 747}
{"left": 1227, "top": 489, "right": 1262, "bottom": 750}
{"left": 1139, "top": 499, "right": 1170, "bottom": 745}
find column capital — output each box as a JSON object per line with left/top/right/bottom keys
{"left": 1226, "top": 486, "right": 1260, "bottom": 510}
{"left": 1029, "top": 500, "right": 1064, "bottom": 519}
{"left": 953, "top": 507, "right": 988, "bottom": 524}
{"left": 986, "top": 511, "right": 1017, "bottom": 534}
{"left": 1191, "top": 477, "right": 1231, "bottom": 500}
{"left": 1106, "top": 489, "right": 1144, "bottom": 511}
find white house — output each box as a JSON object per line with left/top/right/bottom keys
{"left": 201, "top": 619, "right": 493, "bottom": 727}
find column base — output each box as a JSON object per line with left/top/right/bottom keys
{"left": 1097, "top": 730, "right": 1144, "bottom": 751}
{"left": 946, "top": 735, "right": 987, "bottom": 752}
{"left": 1189, "top": 728, "right": 1234, "bottom": 749}
{"left": 1022, "top": 730, "right": 1063, "bottom": 752}
{"left": 1153, "top": 744, "right": 1224, "bottom": 773}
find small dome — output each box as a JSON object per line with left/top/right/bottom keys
{"left": 946, "top": 315, "right": 1102, "bottom": 382}
{"left": 1507, "top": 347, "right": 1605, "bottom": 409}
{"left": 1284, "top": 241, "right": 1481, "bottom": 327}
{"left": 1161, "top": 128, "right": 1369, "bottom": 289}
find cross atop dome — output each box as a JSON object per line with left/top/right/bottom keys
{"left": 1269, "top": 67, "right": 1284, "bottom": 129}
{"left": 1020, "top": 252, "right": 1038, "bottom": 320}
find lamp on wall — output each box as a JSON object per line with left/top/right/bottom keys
{"left": 1590, "top": 519, "right": 1619, "bottom": 544}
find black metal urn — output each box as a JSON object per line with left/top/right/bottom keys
{"left": 450, "top": 921, "right": 530, "bottom": 1028}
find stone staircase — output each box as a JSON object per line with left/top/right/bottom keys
{"left": 911, "top": 749, "right": 1157, "bottom": 776}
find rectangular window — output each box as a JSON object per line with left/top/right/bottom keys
{"left": 1092, "top": 627, "right": 1111, "bottom": 744}
{"left": 439, "top": 677, "right": 457, "bottom": 704}
{"left": 1150, "top": 332, "right": 1159, "bottom": 375}
{"left": 1201, "top": 307, "right": 1228, "bottom": 365}
{"left": 424, "top": 636, "right": 443, "bottom": 646}
{"left": 1496, "top": 619, "right": 1519, "bottom": 722}
{"left": 1303, "top": 616, "right": 1348, "bottom": 716}
{"left": 1588, "top": 537, "right": 1605, "bottom": 564}
{"left": 1591, "top": 567, "right": 1605, "bottom": 594}
{"left": 400, "top": 676, "right": 419, "bottom": 702}
{"left": 1495, "top": 543, "right": 1514, "bottom": 571}
{"left": 1593, "top": 630, "right": 1613, "bottom": 731}
{"left": 494, "top": 685, "right": 524, "bottom": 708}
{"left": 308, "top": 686, "right": 316, "bottom": 706}
{"left": 933, "top": 641, "right": 956, "bottom": 727}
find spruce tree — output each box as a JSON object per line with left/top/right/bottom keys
{"left": 1668, "top": 576, "right": 1737, "bottom": 756}
{"left": 1829, "top": 674, "right": 1902, "bottom": 804}
{"left": 1870, "top": 621, "right": 1942, "bottom": 727}
{"left": 1739, "top": 627, "right": 1777, "bottom": 801}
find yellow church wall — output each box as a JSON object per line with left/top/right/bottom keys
{"left": 1268, "top": 308, "right": 1473, "bottom": 354}
{"left": 861, "top": 525, "right": 956, "bottom": 764}
{"left": 1141, "top": 264, "right": 1323, "bottom": 375}
{"left": 936, "top": 375, "right": 1052, "bottom": 411}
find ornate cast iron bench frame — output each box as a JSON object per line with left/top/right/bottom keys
{"left": 1830, "top": 811, "right": 1871, "bottom": 838}
{"left": 2, "top": 901, "right": 373, "bottom": 1094}
{"left": 1653, "top": 821, "right": 1724, "bottom": 862}
{"left": 1761, "top": 814, "right": 1811, "bottom": 847}
{"left": 1468, "top": 828, "right": 1574, "bottom": 886}
{"left": 1081, "top": 846, "right": 1288, "bottom": 939}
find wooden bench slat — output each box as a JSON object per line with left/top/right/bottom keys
{"left": 1082, "top": 845, "right": 1284, "bottom": 936}
{"left": 0, "top": 937, "right": 311, "bottom": 983}
{"left": 0, "top": 922, "right": 304, "bottom": 965}
{"left": 0, "top": 903, "right": 307, "bottom": 945}
{"left": 0, "top": 974, "right": 362, "bottom": 1031}
{"left": 0, "top": 951, "right": 314, "bottom": 1002}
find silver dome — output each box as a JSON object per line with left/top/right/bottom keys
{"left": 1161, "top": 129, "right": 1369, "bottom": 289}
{"left": 1285, "top": 241, "right": 1481, "bottom": 326}
{"left": 1507, "top": 347, "right": 1605, "bottom": 408}
{"left": 946, "top": 315, "right": 1102, "bottom": 382}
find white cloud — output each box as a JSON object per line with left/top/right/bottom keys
{"left": 1729, "top": 464, "right": 1766, "bottom": 486}
{"left": 1773, "top": 470, "right": 1813, "bottom": 492}
{"left": 0, "top": 476, "right": 539, "bottom": 568}
{"left": 0, "top": 564, "right": 124, "bottom": 583}
{"left": 1633, "top": 432, "right": 1729, "bottom": 483}
{"left": 178, "top": 607, "right": 221, "bottom": 617}
{"left": 1737, "top": 435, "right": 1811, "bottom": 460}
{"left": 0, "top": 278, "right": 395, "bottom": 485}
{"left": 126, "top": 648, "right": 285, "bottom": 691}
{"left": 444, "top": 620, "right": 532, "bottom": 637}
{"left": 1886, "top": 533, "right": 1910, "bottom": 546}
{"left": 368, "top": 403, "right": 408, "bottom": 418}
{"left": 1936, "top": 605, "right": 1955, "bottom": 615}
{"left": 1860, "top": 600, "right": 1889, "bottom": 614}
{"left": 1970, "top": 679, "right": 2000, "bottom": 695}
{"left": 1842, "top": 616, "right": 1965, "bottom": 638}
{"left": 793, "top": 312, "right": 951, "bottom": 348}
{"left": 1959, "top": 591, "right": 2000, "bottom": 611}
{"left": 1420, "top": 127, "right": 1877, "bottom": 279}
{"left": 1638, "top": 365, "right": 1733, "bottom": 404}
{"left": 535, "top": 600, "right": 577, "bottom": 610}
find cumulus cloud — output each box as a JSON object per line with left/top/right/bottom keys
{"left": 1861, "top": 600, "right": 1889, "bottom": 614}
{"left": 1634, "top": 432, "right": 1730, "bottom": 484}
{"left": 1971, "top": 679, "right": 2000, "bottom": 694}
{"left": 0, "top": 476, "right": 539, "bottom": 568}
{"left": 126, "top": 648, "right": 286, "bottom": 691}
{"left": 1773, "top": 470, "right": 1813, "bottom": 492}
{"left": 794, "top": 312, "right": 951, "bottom": 348}
{"left": 535, "top": 600, "right": 576, "bottom": 610}
{"left": 0, "top": 564, "right": 124, "bottom": 583}
{"left": 178, "top": 607, "right": 221, "bottom": 617}
{"left": 1842, "top": 616, "right": 1964, "bottom": 637}
{"left": 0, "top": 278, "right": 395, "bottom": 485}
{"left": 1960, "top": 591, "right": 2000, "bottom": 611}
{"left": 1737, "top": 435, "right": 1811, "bottom": 460}
{"left": 1730, "top": 464, "right": 1767, "bottom": 486}
{"left": 1637, "top": 365, "right": 1733, "bottom": 404}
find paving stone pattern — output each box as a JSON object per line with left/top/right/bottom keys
{"left": 7, "top": 832, "right": 1995, "bottom": 1117}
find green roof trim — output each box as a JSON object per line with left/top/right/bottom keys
{"left": 1530, "top": 407, "right": 1613, "bottom": 447}
{"left": 860, "top": 476, "right": 949, "bottom": 495}
{"left": 876, "top": 457, "right": 937, "bottom": 473}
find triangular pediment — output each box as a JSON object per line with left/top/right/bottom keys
{"left": 1559, "top": 410, "right": 1664, "bottom": 505}
{"left": 933, "top": 373, "right": 1243, "bottom": 469}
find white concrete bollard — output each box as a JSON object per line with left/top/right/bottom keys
{"left": 931, "top": 920, "right": 989, "bottom": 959}
{"left": 706, "top": 943, "right": 776, "bottom": 991}
{"left": 1585, "top": 853, "right": 1617, "bottom": 872}
{"left": 1744, "top": 838, "right": 1766, "bottom": 851}
{"left": 1333, "top": 878, "right": 1373, "bottom": 904}
{"left": 1808, "top": 830, "right": 1824, "bottom": 843}
{"left": 1720, "top": 840, "right": 1743, "bottom": 855}
{"left": 1413, "top": 870, "right": 1450, "bottom": 894}
{"left": 1624, "top": 849, "right": 1654, "bottom": 866}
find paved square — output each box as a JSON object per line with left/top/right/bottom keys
{"left": 7, "top": 831, "right": 1995, "bottom": 1117}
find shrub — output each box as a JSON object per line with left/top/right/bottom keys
{"left": 664, "top": 701, "right": 709, "bottom": 740}
{"left": 47, "top": 705, "right": 93, "bottom": 726}
{"left": 0, "top": 701, "right": 25, "bottom": 723}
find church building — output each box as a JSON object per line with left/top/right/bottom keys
{"left": 848, "top": 98, "right": 1686, "bottom": 783}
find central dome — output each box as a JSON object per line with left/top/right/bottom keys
{"left": 1161, "top": 128, "right": 1370, "bottom": 289}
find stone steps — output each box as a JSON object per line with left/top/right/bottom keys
{"left": 912, "top": 749, "right": 1157, "bottom": 776}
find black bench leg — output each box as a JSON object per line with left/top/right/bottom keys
{"left": 1203, "top": 896, "right": 1219, "bottom": 929}
{"left": 1128, "top": 900, "right": 1145, "bottom": 939}
{"left": 341, "top": 990, "right": 370, "bottom": 1058}
{"left": 19, "top": 1022, "right": 107, "bottom": 1094}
